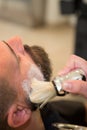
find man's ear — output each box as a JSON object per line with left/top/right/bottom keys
{"left": 7, "top": 104, "right": 32, "bottom": 128}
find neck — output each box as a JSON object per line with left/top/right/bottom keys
{"left": 29, "top": 109, "right": 45, "bottom": 130}
{"left": 16, "top": 109, "right": 45, "bottom": 130}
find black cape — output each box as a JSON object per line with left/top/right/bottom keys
{"left": 40, "top": 100, "right": 87, "bottom": 130}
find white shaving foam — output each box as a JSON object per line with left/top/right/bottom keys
{"left": 22, "top": 64, "right": 44, "bottom": 96}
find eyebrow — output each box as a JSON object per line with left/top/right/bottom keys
{"left": 2, "top": 41, "right": 19, "bottom": 63}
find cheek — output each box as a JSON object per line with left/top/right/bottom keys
{"left": 27, "top": 64, "right": 44, "bottom": 81}
{"left": 21, "top": 64, "right": 44, "bottom": 96}
{"left": 22, "top": 79, "right": 31, "bottom": 96}
{"left": 0, "top": 61, "right": 20, "bottom": 83}
{"left": 7, "top": 58, "right": 21, "bottom": 86}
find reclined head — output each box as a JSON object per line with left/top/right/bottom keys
{"left": 0, "top": 36, "right": 52, "bottom": 130}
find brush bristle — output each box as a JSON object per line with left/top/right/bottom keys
{"left": 29, "top": 78, "right": 56, "bottom": 104}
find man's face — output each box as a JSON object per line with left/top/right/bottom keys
{"left": 0, "top": 36, "right": 44, "bottom": 103}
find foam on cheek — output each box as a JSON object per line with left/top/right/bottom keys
{"left": 22, "top": 79, "right": 31, "bottom": 95}
{"left": 22, "top": 64, "right": 44, "bottom": 96}
{"left": 28, "top": 64, "right": 44, "bottom": 81}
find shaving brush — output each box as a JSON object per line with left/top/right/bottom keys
{"left": 29, "top": 69, "right": 86, "bottom": 108}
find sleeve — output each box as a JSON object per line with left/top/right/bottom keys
{"left": 49, "top": 100, "right": 87, "bottom": 126}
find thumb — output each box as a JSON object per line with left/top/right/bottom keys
{"left": 62, "top": 80, "right": 87, "bottom": 98}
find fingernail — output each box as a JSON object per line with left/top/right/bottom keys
{"left": 63, "top": 82, "right": 72, "bottom": 90}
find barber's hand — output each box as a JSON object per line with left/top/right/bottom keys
{"left": 58, "top": 55, "right": 87, "bottom": 98}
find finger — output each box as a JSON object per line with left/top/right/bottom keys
{"left": 62, "top": 80, "right": 87, "bottom": 98}
{"left": 58, "top": 55, "right": 87, "bottom": 76}
{"left": 58, "top": 55, "right": 78, "bottom": 75}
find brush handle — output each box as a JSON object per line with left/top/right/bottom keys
{"left": 52, "top": 69, "right": 86, "bottom": 96}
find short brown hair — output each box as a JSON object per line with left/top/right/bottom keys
{"left": 24, "top": 45, "right": 52, "bottom": 81}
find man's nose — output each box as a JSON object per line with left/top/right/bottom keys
{"left": 7, "top": 36, "right": 25, "bottom": 54}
